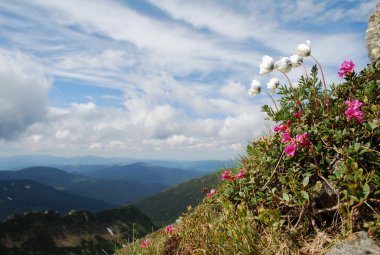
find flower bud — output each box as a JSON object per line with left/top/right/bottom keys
{"left": 290, "top": 54, "right": 303, "bottom": 67}
{"left": 249, "top": 79, "right": 261, "bottom": 96}
{"left": 295, "top": 40, "right": 311, "bottom": 57}
{"left": 275, "top": 57, "right": 292, "bottom": 73}
{"left": 267, "top": 77, "right": 279, "bottom": 92}
{"left": 259, "top": 55, "right": 274, "bottom": 75}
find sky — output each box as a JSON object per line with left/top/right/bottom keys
{"left": 0, "top": 0, "right": 377, "bottom": 160}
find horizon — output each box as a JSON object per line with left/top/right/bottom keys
{"left": 0, "top": 0, "right": 377, "bottom": 160}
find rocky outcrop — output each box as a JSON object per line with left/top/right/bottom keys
{"left": 366, "top": 3, "right": 380, "bottom": 65}
{"left": 325, "top": 232, "right": 380, "bottom": 255}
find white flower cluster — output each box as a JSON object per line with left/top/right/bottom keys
{"left": 249, "top": 40, "right": 311, "bottom": 96}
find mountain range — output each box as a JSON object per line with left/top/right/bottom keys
{"left": 0, "top": 154, "right": 232, "bottom": 173}
{"left": 0, "top": 179, "right": 114, "bottom": 220}
{"left": 0, "top": 163, "right": 212, "bottom": 219}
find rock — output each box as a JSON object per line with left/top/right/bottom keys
{"left": 366, "top": 3, "right": 380, "bottom": 66}
{"left": 325, "top": 232, "right": 380, "bottom": 255}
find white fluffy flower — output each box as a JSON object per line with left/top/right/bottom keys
{"left": 259, "top": 55, "right": 274, "bottom": 75}
{"left": 275, "top": 57, "right": 292, "bottom": 73}
{"left": 296, "top": 40, "right": 311, "bottom": 57}
{"left": 267, "top": 78, "right": 279, "bottom": 92}
{"left": 290, "top": 54, "right": 303, "bottom": 67}
{"left": 249, "top": 80, "right": 261, "bottom": 96}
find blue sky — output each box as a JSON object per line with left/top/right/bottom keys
{"left": 0, "top": 0, "right": 377, "bottom": 160}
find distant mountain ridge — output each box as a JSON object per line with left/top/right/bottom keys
{"left": 0, "top": 166, "right": 168, "bottom": 206}
{"left": 0, "top": 154, "right": 232, "bottom": 173}
{"left": 0, "top": 179, "right": 114, "bottom": 220}
{"left": 0, "top": 166, "right": 84, "bottom": 187}
{"left": 81, "top": 162, "right": 206, "bottom": 185}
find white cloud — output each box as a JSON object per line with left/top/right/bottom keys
{"left": 55, "top": 129, "right": 70, "bottom": 139}
{"left": 0, "top": 0, "right": 374, "bottom": 159}
{"left": 57, "top": 49, "right": 136, "bottom": 70}
{"left": 70, "top": 102, "right": 97, "bottom": 112}
{"left": 0, "top": 50, "right": 50, "bottom": 139}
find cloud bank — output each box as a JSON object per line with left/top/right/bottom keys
{"left": 0, "top": 51, "right": 50, "bottom": 139}
{"left": 0, "top": 0, "right": 376, "bottom": 159}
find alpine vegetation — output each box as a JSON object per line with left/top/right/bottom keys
{"left": 118, "top": 40, "right": 380, "bottom": 255}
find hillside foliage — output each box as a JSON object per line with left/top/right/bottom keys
{"left": 0, "top": 205, "right": 154, "bottom": 255}
{"left": 135, "top": 172, "right": 221, "bottom": 227}
{"left": 118, "top": 62, "right": 380, "bottom": 254}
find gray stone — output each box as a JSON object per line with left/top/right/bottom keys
{"left": 366, "top": 3, "right": 380, "bottom": 66}
{"left": 325, "top": 232, "right": 380, "bottom": 255}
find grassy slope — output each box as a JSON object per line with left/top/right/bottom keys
{"left": 134, "top": 172, "right": 221, "bottom": 227}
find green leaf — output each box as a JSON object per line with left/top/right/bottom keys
{"left": 354, "top": 143, "right": 360, "bottom": 151}
{"left": 301, "top": 191, "right": 309, "bottom": 201}
{"left": 302, "top": 176, "right": 309, "bottom": 187}
{"left": 363, "top": 184, "right": 370, "bottom": 197}
{"left": 368, "top": 122, "right": 377, "bottom": 130}
{"left": 317, "top": 141, "right": 323, "bottom": 150}
{"left": 282, "top": 193, "right": 290, "bottom": 202}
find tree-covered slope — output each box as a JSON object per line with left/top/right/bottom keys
{"left": 134, "top": 172, "right": 220, "bottom": 227}
{"left": 0, "top": 205, "right": 155, "bottom": 255}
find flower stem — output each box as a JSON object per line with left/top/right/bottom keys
{"left": 301, "top": 63, "right": 309, "bottom": 79}
{"left": 311, "top": 54, "right": 330, "bottom": 117}
{"left": 264, "top": 91, "right": 279, "bottom": 112}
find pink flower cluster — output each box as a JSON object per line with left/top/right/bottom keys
{"left": 140, "top": 239, "right": 149, "bottom": 248}
{"left": 207, "top": 188, "right": 216, "bottom": 198}
{"left": 221, "top": 168, "right": 246, "bottom": 181}
{"left": 345, "top": 99, "right": 364, "bottom": 124}
{"left": 165, "top": 224, "right": 175, "bottom": 234}
{"left": 338, "top": 60, "right": 355, "bottom": 78}
{"left": 274, "top": 122, "right": 309, "bottom": 157}
{"left": 281, "top": 132, "right": 309, "bottom": 156}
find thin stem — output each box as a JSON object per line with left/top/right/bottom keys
{"left": 276, "top": 69, "right": 303, "bottom": 110}
{"left": 301, "top": 63, "right": 309, "bottom": 79}
{"left": 261, "top": 150, "right": 284, "bottom": 191}
{"left": 264, "top": 91, "right": 279, "bottom": 112}
{"left": 311, "top": 54, "right": 330, "bottom": 117}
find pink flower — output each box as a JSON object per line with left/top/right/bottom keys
{"left": 165, "top": 224, "right": 175, "bottom": 234}
{"left": 293, "top": 111, "right": 302, "bottom": 121}
{"left": 345, "top": 99, "right": 364, "bottom": 124}
{"left": 140, "top": 239, "right": 149, "bottom": 248}
{"left": 282, "top": 132, "right": 292, "bottom": 143}
{"left": 345, "top": 107, "right": 364, "bottom": 124}
{"left": 233, "top": 168, "right": 246, "bottom": 179}
{"left": 296, "top": 132, "right": 309, "bottom": 147}
{"left": 274, "top": 124, "right": 287, "bottom": 133}
{"left": 221, "top": 170, "right": 233, "bottom": 180}
{"left": 207, "top": 189, "right": 216, "bottom": 198}
{"left": 285, "top": 143, "right": 297, "bottom": 157}
{"left": 338, "top": 60, "right": 355, "bottom": 78}
{"left": 287, "top": 120, "right": 292, "bottom": 127}
{"left": 345, "top": 99, "right": 363, "bottom": 109}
